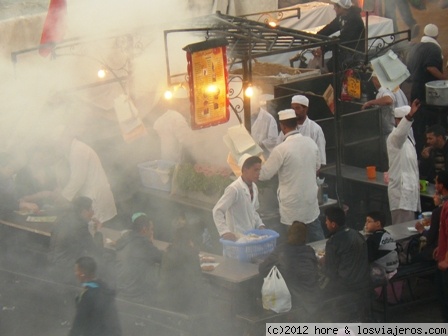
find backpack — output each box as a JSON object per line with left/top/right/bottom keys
{"left": 396, "top": 235, "right": 420, "bottom": 265}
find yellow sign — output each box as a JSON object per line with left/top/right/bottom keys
{"left": 185, "top": 40, "right": 229, "bottom": 129}
{"left": 347, "top": 76, "right": 361, "bottom": 99}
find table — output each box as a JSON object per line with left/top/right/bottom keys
{"left": 0, "top": 211, "right": 56, "bottom": 237}
{"left": 320, "top": 164, "right": 435, "bottom": 199}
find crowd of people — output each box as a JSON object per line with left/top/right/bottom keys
{"left": 2, "top": 1, "right": 448, "bottom": 333}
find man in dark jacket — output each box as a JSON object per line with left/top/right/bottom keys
{"left": 69, "top": 256, "right": 121, "bottom": 336}
{"left": 420, "top": 125, "right": 448, "bottom": 183}
{"left": 259, "top": 221, "right": 320, "bottom": 318}
{"left": 49, "top": 197, "right": 103, "bottom": 284}
{"left": 115, "top": 213, "right": 163, "bottom": 303}
{"left": 316, "top": 0, "right": 365, "bottom": 72}
{"left": 321, "top": 207, "right": 370, "bottom": 297}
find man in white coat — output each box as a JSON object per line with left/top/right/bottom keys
{"left": 387, "top": 100, "right": 421, "bottom": 225}
{"left": 153, "top": 87, "right": 193, "bottom": 163}
{"left": 250, "top": 88, "right": 277, "bottom": 159}
{"left": 213, "top": 155, "right": 265, "bottom": 241}
{"left": 260, "top": 109, "right": 324, "bottom": 243}
{"left": 278, "top": 95, "right": 326, "bottom": 165}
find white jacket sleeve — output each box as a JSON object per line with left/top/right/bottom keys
{"left": 253, "top": 185, "right": 264, "bottom": 229}
{"left": 261, "top": 117, "right": 280, "bottom": 154}
{"left": 316, "top": 128, "right": 327, "bottom": 165}
{"left": 388, "top": 118, "right": 413, "bottom": 150}
{"left": 61, "top": 143, "right": 89, "bottom": 201}
{"left": 259, "top": 147, "right": 284, "bottom": 181}
{"left": 212, "top": 185, "right": 237, "bottom": 236}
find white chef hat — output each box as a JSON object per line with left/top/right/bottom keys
{"left": 238, "top": 153, "right": 252, "bottom": 168}
{"left": 291, "top": 95, "right": 309, "bottom": 107}
{"left": 424, "top": 24, "right": 439, "bottom": 38}
{"left": 394, "top": 105, "right": 411, "bottom": 119}
{"left": 331, "top": 0, "right": 352, "bottom": 9}
{"left": 278, "top": 109, "right": 297, "bottom": 121}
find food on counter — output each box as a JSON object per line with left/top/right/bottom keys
{"left": 201, "top": 264, "right": 216, "bottom": 272}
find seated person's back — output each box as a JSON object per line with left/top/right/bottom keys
{"left": 49, "top": 197, "right": 101, "bottom": 283}
{"left": 115, "top": 213, "right": 162, "bottom": 303}
{"left": 259, "top": 221, "right": 320, "bottom": 316}
{"left": 322, "top": 207, "right": 370, "bottom": 296}
{"left": 158, "top": 226, "right": 206, "bottom": 313}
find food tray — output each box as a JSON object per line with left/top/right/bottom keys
{"left": 220, "top": 229, "right": 279, "bottom": 262}
{"left": 138, "top": 160, "right": 175, "bottom": 192}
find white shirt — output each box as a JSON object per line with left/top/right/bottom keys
{"left": 277, "top": 117, "right": 326, "bottom": 165}
{"left": 251, "top": 108, "right": 278, "bottom": 158}
{"left": 153, "top": 109, "right": 191, "bottom": 162}
{"left": 386, "top": 119, "right": 421, "bottom": 212}
{"left": 213, "top": 177, "right": 264, "bottom": 237}
{"left": 61, "top": 139, "right": 117, "bottom": 223}
{"left": 377, "top": 87, "right": 396, "bottom": 136}
{"left": 260, "top": 132, "right": 321, "bottom": 225}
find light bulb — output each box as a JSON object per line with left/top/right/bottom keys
{"left": 97, "top": 69, "right": 106, "bottom": 78}
{"left": 164, "top": 90, "right": 173, "bottom": 100}
{"left": 245, "top": 86, "right": 254, "bottom": 97}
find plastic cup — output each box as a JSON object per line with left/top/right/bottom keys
{"left": 419, "top": 180, "right": 428, "bottom": 192}
{"left": 366, "top": 166, "right": 376, "bottom": 179}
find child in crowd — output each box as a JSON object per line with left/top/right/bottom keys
{"left": 364, "top": 211, "right": 402, "bottom": 303}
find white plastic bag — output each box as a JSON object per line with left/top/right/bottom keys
{"left": 261, "top": 266, "right": 292, "bottom": 313}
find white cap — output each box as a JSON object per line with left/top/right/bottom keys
{"left": 238, "top": 153, "right": 252, "bottom": 168}
{"left": 424, "top": 24, "right": 438, "bottom": 38}
{"left": 331, "top": 0, "right": 352, "bottom": 9}
{"left": 291, "top": 95, "right": 309, "bottom": 107}
{"left": 278, "top": 109, "right": 297, "bottom": 121}
{"left": 173, "top": 86, "right": 189, "bottom": 99}
{"left": 394, "top": 105, "right": 411, "bottom": 118}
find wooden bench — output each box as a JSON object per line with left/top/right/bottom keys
{"left": 373, "top": 261, "right": 437, "bottom": 322}
{"left": 116, "top": 298, "right": 210, "bottom": 336}
{"left": 237, "top": 291, "right": 370, "bottom": 336}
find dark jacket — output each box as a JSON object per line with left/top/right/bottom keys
{"left": 115, "top": 230, "right": 163, "bottom": 302}
{"left": 318, "top": 6, "right": 365, "bottom": 53}
{"left": 406, "top": 42, "right": 444, "bottom": 102}
{"left": 49, "top": 209, "right": 101, "bottom": 283}
{"left": 419, "top": 141, "right": 448, "bottom": 183}
{"left": 414, "top": 205, "right": 441, "bottom": 262}
{"left": 324, "top": 226, "right": 370, "bottom": 295}
{"left": 259, "top": 243, "right": 320, "bottom": 314}
{"left": 0, "top": 173, "right": 19, "bottom": 217}
{"left": 69, "top": 280, "right": 121, "bottom": 336}
{"left": 366, "top": 229, "right": 399, "bottom": 272}
{"left": 157, "top": 244, "right": 206, "bottom": 313}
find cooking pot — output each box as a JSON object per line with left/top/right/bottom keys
{"left": 426, "top": 80, "right": 448, "bottom": 106}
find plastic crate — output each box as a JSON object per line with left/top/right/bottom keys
{"left": 138, "top": 160, "right": 175, "bottom": 192}
{"left": 220, "top": 229, "right": 279, "bottom": 262}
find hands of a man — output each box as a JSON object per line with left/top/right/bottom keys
{"left": 438, "top": 260, "right": 448, "bottom": 271}
{"left": 221, "top": 232, "right": 237, "bottom": 241}
{"left": 409, "top": 99, "right": 421, "bottom": 117}
{"left": 415, "top": 221, "right": 425, "bottom": 234}
{"left": 421, "top": 146, "right": 432, "bottom": 159}
{"left": 19, "top": 200, "right": 39, "bottom": 213}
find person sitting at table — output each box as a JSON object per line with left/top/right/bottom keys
{"left": 157, "top": 226, "right": 207, "bottom": 313}
{"left": 315, "top": 0, "right": 365, "bottom": 72}
{"left": 0, "top": 152, "right": 39, "bottom": 216}
{"left": 387, "top": 101, "right": 421, "bottom": 224}
{"left": 414, "top": 171, "right": 448, "bottom": 262}
{"left": 259, "top": 221, "right": 320, "bottom": 319}
{"left": 321, "top": 207, "right": 370, "bottom": 300}
{"left": 114, "top": 212, "right": 163, "bottom": 304}
{"left": 364, "top": 211, "right": 402, "bottom": 304}
{"left": 213, "top": 155, "right": 265, "bottom": 241}
{"left": 419, "top": 125, "right": 448, "bottom": 184}
{"left": 49, "top": 196, "right": 104, "bottom": 284}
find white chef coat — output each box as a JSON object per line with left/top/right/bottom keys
{"left": 251, "top": 107, "right": 278, "bottom": 158}
{"left": 260, "top": 131, "right": 321, "bottom": 225}
{"left": 277, "top": 117, "right": 326, "bottom": 165}
{"left": 386, "top": 118, "right": 421, "bottom": 212}
{"left": 213, "top": 176, "right": 264, "bottom": 237}
{"left": 153, "top": 109, "right": 191, "bottom": 162}
{"left": 377, "top": 87, "right": 396, "bottom": 136}
{"left": 61, "top": 139, "right": 117, "bottom": 223}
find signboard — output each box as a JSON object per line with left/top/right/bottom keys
{"left": 184, "top": 39, "right": 230, "bottom": 130}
